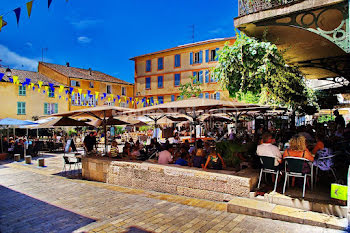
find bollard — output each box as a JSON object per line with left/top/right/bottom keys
{"left": 38, "top": 158, "right": 45, "bottom": 167}
{"left": 14, "top": 154, "right": 21, "bottom": 162}
{"left": 25, "top": 155, "right": 32, "bottom": 164}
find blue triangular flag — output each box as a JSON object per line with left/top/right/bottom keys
{"left": 0, "top": 73, "right": 4, "bottom": 81}
{"left": 48, "top": 0, "right": 53, "bottom": 8}
{"left": 14, "top": 8, "right": 21, "bottom": 26}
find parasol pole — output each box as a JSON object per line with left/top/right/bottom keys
{"left": 0, "top": 129, "right": 3, "bottom": 154}
{"left": 103, "top": 110, "right": 108, "bottom": 156}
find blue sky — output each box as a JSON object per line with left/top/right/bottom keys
{"left": 0, "top": 0, "right": 238, "bottom": 83}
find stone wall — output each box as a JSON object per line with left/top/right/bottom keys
{"left": 82, "top": 157, "right": 111, "bottom": 182}
{"left": 105, "top": 161, "right": 259, "bottom": 202}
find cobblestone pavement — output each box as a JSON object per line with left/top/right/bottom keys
{"left": 0, "top": 158, "right": 343, "bottom": 233}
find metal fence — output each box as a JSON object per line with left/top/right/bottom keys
{"left": 238, "top": 0, "right": 304, "bottom": 17}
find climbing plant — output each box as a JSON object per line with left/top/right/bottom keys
{"left": 179, "top": 76, "right": 202, "bottom": 99}
{"left": 214, "top": 32, "right": 317, "bottom": 113}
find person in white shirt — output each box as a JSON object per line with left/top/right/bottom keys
{"left": 256, "top": 132, "right": 282, "bottom": 167}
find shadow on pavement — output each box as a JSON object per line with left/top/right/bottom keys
{"left": 0, "top": 185, "right": 95, "bottom": 233}
{"left": 125, "top": 226, "right": 153, "bottom": 233}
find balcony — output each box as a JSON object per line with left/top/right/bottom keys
{"left": 238, "top": 0, "right": 305, "bottom": 17}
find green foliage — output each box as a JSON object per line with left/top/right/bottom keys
{"left": 139, "top": 126, "right": 151, "bottom": 132}
{"left": 115, "top": 126, "right": 125, "bottom": 135}
{"left": 318, "top": 114, "right": 335, "bottom": 123}
{"left": 214, "top": 32, "right": 318, "bottom": 113}
{"left": 179, "top": 76, "right": 202, "bottom": 99}
{"left": 315, "top": 90, "right": 339, "bottom": 110}
{"left": 216, "top": 141, "right": 246, "bottom": 168}
{"left": 68, "top": 128, "right": 77, "bottom": 136}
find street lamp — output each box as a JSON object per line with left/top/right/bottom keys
{"left": 5, "top": 68, "right": 11, "bottom": 78}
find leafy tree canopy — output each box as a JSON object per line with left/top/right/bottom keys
{"left": 214, "top": 32, "right": 317, "bottom": 113}
{"left": 179, "top": 76, "right": 202, "bottom": 99}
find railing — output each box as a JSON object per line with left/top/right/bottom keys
{"left": 238, "top": 0, "right": 305, "bottom": 17}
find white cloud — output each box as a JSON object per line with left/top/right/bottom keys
{"left": 70, "top": 19, "right": 102, "bottom": 30}
{"left": 0, "top": 44, "right": 37, "bottom": 71}
{"left": 25, "top": 42, "right": 33, "bottom": 48}
{"left": 77, "top": 36, "right": 92, "bottom": 44}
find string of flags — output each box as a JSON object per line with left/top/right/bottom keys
{"left": 0, "top": 72, "right": 164, "bottom": 107}
{"left": 0, "top": 0, "right": 69, "bottom": 31}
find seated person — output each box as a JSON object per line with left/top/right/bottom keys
{"left": 256, "top": 132, "right": 282, "bottom": 167}
{"left": 130, "top": 145, "right": 140, "bottom": 160}
{"left": 110, "top": 141, "right": 119, "bottom": 158}
{"left": 312, "top": 133, "right": 325, "bottom": 155}
{"left": 158, "top": 144, "right": 173, "bottom": 165}
{"left": 122, "top": 142, "right": 131, "bottom": 158}
{"left": 203, "top": 147, "right": 225, "bottom": 170}
{"left": 192, "top": 140, "right": 206, "bottom": 168}
{"left": 283, "top": 135, "right": 313, "bottom": 187}
{"left": 175, "top": 152, "right": 188, "bottom": 166}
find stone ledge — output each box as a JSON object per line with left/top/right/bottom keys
{"left": 227, "top": 197, "right": 347, "bottom": 230}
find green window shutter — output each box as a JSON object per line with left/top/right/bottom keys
{"left": 55, "top": 103, "right": 58, "bottom": 113}
{"left": 23, "top": 102, "right": 26, "bottom": 115}
{"left": 17, "top": 102, "right": 20, "bottom": 115}
{"left": 44, "top": 103, "right": 48, "bottom": 115}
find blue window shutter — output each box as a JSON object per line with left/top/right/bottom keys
{"left": 193, "top": 72, "right": 197, "bottom": 84}
{"left": 171, "top": 95, "right": 175, "bottom": 102}
{"left": 205, "top": 93, "right": 209, "bottom": 99}
{"left": 199, "top": 71, "right": 203, "bottom": 84}
{"left": 215, "top": 48, "right": 219, "bottom": 61}
{"left": 190, "top": 52, "right": 193, "bottom": 65}
{"left": 216, "top": 92, "right": 220, "bottom": 100}
{"left": 55, "top": 103, "right": 58, "bottom": 113}
{"left": 44, "top": 103, "right": 47, "bottom": 115}
{"left": 205, "top": 70, "right": 209, "bottom": 83}
{"left": 199, "top": 51, "right": 203, "bottom": 63}
{"left": 175, "top": 54, "right": 181, "bottom": 67}
{"left": 199, "top": 93, "right": 203, "bottom": 98}
{"left": 205, "top": 50, "right": 209, "bottom": 63}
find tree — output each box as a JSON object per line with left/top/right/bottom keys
{"left": 214, "top": 32, "right": 317, "bottom": 113}
{"left": 178, "top": 76, "right": 202, "bottom": 99}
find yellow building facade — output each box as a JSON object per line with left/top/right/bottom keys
{"left": 0, "top": 68, "right": 68, "bottom": 121}
{"left": 131, "top": 37, "right": 235, "bottom": 108}
{"left": 38, "top": 62, "right": 134, "bottom": 110}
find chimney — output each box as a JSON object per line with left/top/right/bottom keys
{"left": 66, "top": 62, "right": 70, "bottom": 67}
{"left": 88, "top": 68, "right": 92, "bottom": 75}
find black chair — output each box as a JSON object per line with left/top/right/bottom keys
{"left": 62, "top": 156, "right": 79, "bottom": 174}
{"left": 283, "top": 157, "right": 313, "bottom": 198}
{"left": 257, "top": 156, "right": 280, "bottom": 192}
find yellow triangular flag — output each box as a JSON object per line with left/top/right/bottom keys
{"left": 118, "top": 99, "right": 121, "bottom": 103}
{"left": 59, "top": 85, "right": 64, "bottom": 93}
{"left": 78, "top": 88, "right": 82, "bottom": 95}
{"left": 108, "top": 98, "right": 111, "bottom": 102}
{"left": 95, "top": 91, "right": 99, "bottom": 99}
{"left": 110, "top": 94, "right": 114, "bottom": 100}
{"left": 26, "top": 1, "right": 33, "bottom": 18}
{"left": 13, "top": 76, "right": 19, "bottom": 84}
{"left": 38, "top": 81, "right": 43, "bottom": 88}
{"left": 0, "top": 16, "right": 3, "bottom": 32}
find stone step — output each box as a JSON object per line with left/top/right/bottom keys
{"left": 227, "top": 196, "right": 348, "bottom": 230}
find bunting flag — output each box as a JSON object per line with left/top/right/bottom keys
{"left": 13, "top": 76, "right": 19, "bottom": 84}
{"left": 25, "top": 78, "right": 31, "bottom": 85}
{"left": 44, "top": 86, "right": 48, "bottom": 91}
{"left": 118, "top": 99, "right": 121, "bottom": 103}
{"left": 103, "top": 93, "right": 107, "bottom": 98}
{"left": 110, "top": 94, "right": 114, "bottom": 100}
{"left": 59, "top": 85, "right": 64, "bottom": 93}
{"left": 108, "top": 97, "right": 111, "bottom": 102}
{"left": 38, "top": 81, "right": 43, "bottom": 88}
{"left": 87, "top": 90, "right": 91, "bottom": 96}
{"left": 13, "top": 8, "right": 21, "bottom": 26}
{"left": 48, "top": 0, "right": 53, "bottom": 9}
{"left": 26, "top": 1, "right": 33, "bottom": 18}
{"left": 65, "top": 90, "right": 68, "bottom": 95}
{"left": 0, "top": 16, "right": 3, "bottom": 32}
{"left": 78, "top": 88, "right": 82, "bottom": 95}
{"left": 49, "top": 83, "right": 54, "bottom": 91}
{"left": 95, "top": 91, "right": 99, "bottom": 99}
{"left": 0, "top": 73, "right": 3, "bottom": 81}
{"left": 69, "top": 87, "right": 73, "bottom": 94}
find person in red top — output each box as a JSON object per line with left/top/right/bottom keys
{"left": 283, "top": 135, "right": 313, "bottom": 187}
{"left": 312, "top": 133, "right": 325, "bottom": 155}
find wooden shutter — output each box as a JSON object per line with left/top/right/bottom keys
{"left": 190, "top": 52, "right": 193, "bottom": 65}
{"left": 55, "top": 103, "right": 58, "bottom": 113}
{"left": 199, "top": 51, "right": 203, "bottom": 63}
{"left": 193, "top": 72, "right": 197, "bottom": 84}
{"left": 205, "top": 50, "right": 209, "bottom": 63}
{"left": 199, "top": 71, "right": 203, "bottom": 84}
{"left": 205, "top": 70, "right": 209, "bottom": 83}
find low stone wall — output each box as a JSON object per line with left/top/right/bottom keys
{"left": 108, "top": 161, "right": 258, "bottom": 201}
{"left": 82, "top": 157, "right": 111, "bottom": 182}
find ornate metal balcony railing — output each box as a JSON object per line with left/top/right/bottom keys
{"left": 238, "top": 0, "right": 305, "bottom": 17}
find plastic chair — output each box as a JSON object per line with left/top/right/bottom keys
{"left": 314, "top": 154, "right": 337, "bottom": 186}
{"left": 62, "top": 156, "right": 78, "bottom": 174}
{"left": 283, "top": 157, "right": 313, "bottom": 198}
{"left": 257, "top": 156, "right": 280, "bottom": 192}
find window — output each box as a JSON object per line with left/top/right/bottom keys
{"left": 17, "top": 102, "right": 26, "bottom": 115}
{"left": 213, "top": 92, "right": 220, "bottom": 100}
{"left": 205, "top": 93, "right": 210, "bottom": 99}
{"left": 44, "top": 103, "right": 58, "bottom": 115}
{"left": 70, "top": 80, "right": 80, "bottom": 87}
{"left": 87, "top": 96, "right": 97, "bottom": 106}
{"left": 190, "top": 51, "right": 202, "bottom": 65}
{"left": 193, "top": 71, "right": 203, "bottom": 84}
{"left": 89, "top": 81, "right": 94, "bottom": 88}
{"left": 158, "top": 96, "right": 164, "bottom": 104}
{"left": 48, "top": 88, "right": 55, "bottom": 98}
{"left": 158, "top": 76, "right": 163, "bottom": 88}
{"left": 171, "top": 95, "right": 175, "bottom": 102}
{"left": 174, "top": 74, "right": 180, "bottom": 87}
{"left": 106, "top": 85, "right": 112, "bottom": 94}
{"left": 158, "top": 57, "right": 164, "bottom": 70}
{"left": 146, "top": 60, "right": 151, "bottom": 72}
{"left": 206, "top": 48, "right": 220, "bottom": 62}
{"left": 19, "top": 85, "right": 26, "bottom": 96}
{"left": 205, "top": 70, "right": 210, "bottom": 83}
{"left": 199, "top": 93, "right": 203, "bottom": 98}
{"left": 72, "top": 93, "right": 82, "bottom": 106}
{"left": 104, "top": 101, "right": 114, "bottom": 106}
{"left": 174, "top": 54, "right": 181, "bottom": 68}
{"left": 121, "top": 87, "right": 126, "bottom": 96}
{"left": 146, "top": 77, "right": 151, "bottom": 89}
